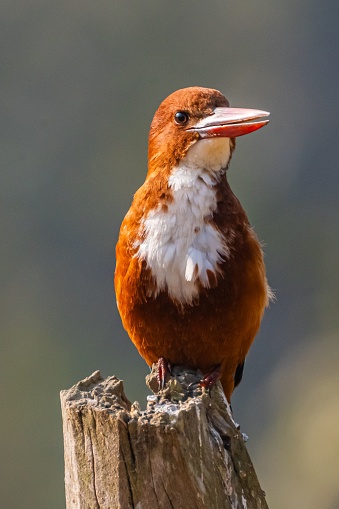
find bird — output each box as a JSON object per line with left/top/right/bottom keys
{"left": 115, "top": 86, "right": 272, "bottom": 402}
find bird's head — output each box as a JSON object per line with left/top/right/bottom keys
{"left": 147, "top": 86, "right": 269, "bottom": 177}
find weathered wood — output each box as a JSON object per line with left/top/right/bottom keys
{"left": 61, "top": 368, "right": 268, "bottom": 509}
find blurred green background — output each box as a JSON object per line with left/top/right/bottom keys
{"left": 1, "top": 1, "right": 339, "bottom": 507}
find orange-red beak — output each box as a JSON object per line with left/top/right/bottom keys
{"left": 188, "top": 107, "right": 270, "bottom": 138}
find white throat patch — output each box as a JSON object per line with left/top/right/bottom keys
{"left": 136, "top": 138, "right": 232, "bottom": 304}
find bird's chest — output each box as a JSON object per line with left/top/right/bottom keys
{"left": 136, "top": 169, "right": 230, "bottom": 305}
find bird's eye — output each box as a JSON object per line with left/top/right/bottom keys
{"left": 174, "top": 111, "right": 189, "bottom": 125}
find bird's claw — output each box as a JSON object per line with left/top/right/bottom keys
{"left": 187, "top": 381, "right": 200, "bottom": 390}
{"left": 156, "top": 357, "right": 171, "bottom": 391}
{"left": 199, "top": 365, "right": 221, "bottom": 395}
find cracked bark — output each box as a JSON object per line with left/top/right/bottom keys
{"left": 60, "top": 368, "right": 269, "bottom": 509}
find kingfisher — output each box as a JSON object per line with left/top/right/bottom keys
{"left": 115, "top": 86, "right": 271, "bottom": 401}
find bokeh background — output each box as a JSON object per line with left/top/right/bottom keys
{"left": 1, "top": 1, "right": 339, "bottom": 508}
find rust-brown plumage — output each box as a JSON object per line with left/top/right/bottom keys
{"left": 115, "top": 87, "right": 270, "bottom": 401}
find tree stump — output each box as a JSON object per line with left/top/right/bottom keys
{"left": 60, "top": 367, "right": 268, "bottom": 509}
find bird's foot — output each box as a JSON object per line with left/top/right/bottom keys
{"left": 156, "top": 357, "right": 172, "bottom": 391}
{"left": 199, "top": 365, "right": 221, "bottom": 394}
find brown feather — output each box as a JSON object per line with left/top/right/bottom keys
{"left": 115, "top": 176, "right": 268, "bottom": 400}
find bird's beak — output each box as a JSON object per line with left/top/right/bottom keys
{"left": 188, "top": 107, "right": 270, "bottom": 138}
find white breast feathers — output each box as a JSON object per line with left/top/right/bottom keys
{"left": 136, "top": 139, "right": 232, "bottom": 304}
